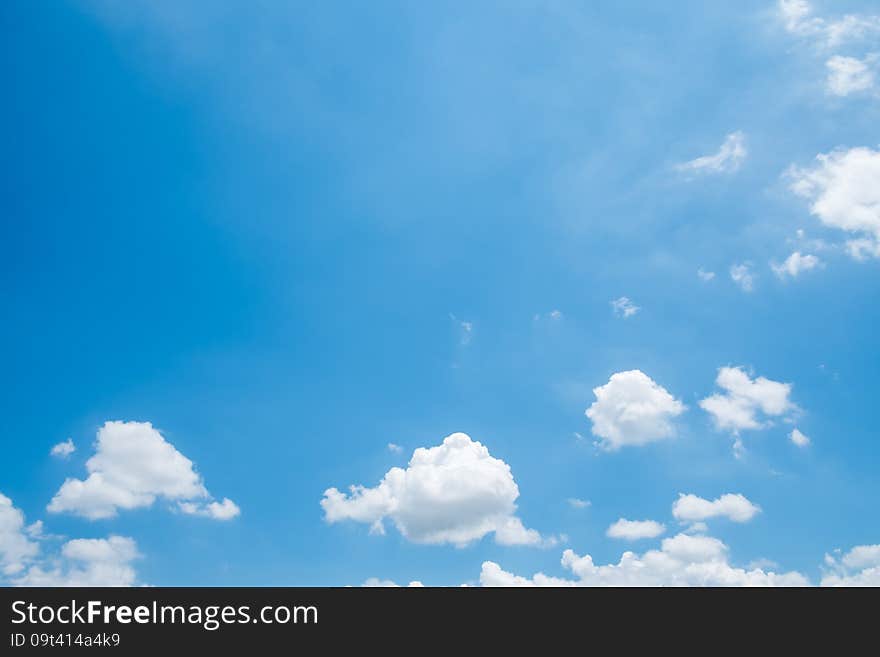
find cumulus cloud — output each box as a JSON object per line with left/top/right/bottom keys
{"left": 788, "top": 147, "right": 880, "bottom": 259}
{"left": 676, "top": 132, "right": 747, "bottom": 175}
{"left": 789, "top": 428, "right": 811, "bottom": 447}
{"left": 822, "top": 544, "right": 880, "bottom": 586}
{"left": 0, "top": 492, "right": 138, "bottom": 587}
{"left": 50, "top": 438, "right": 75, "bottom": 458}
{"left": 610, "top": 297, "right": 639, "bottom": 318}
{"left": 772, "top": 252, "right": 822, "bottom": 279}
{"left": 826, "top": 55, "right": 876, "bottom": 96}
{"left": 480, "top": 532, "right": 808, "bottom": 587}
{"left": 699, "top": 366, "right": 796, "bottom": 434}
{"left": 672, "top": 493, "right": 761, "bottom": 524}
{"left": 361, "top": 578, "right": 424, "bottom": 587}
{"left": 47, "top": 421, "right": 238, "bottom": 521}
{"left": 729, "top": 263, "right": 756, "bottom": 292}
{"left": 606, "top": 519, "right": 665, "bottom": 541}
{"left": 585, "top": 370, "right": 686, "bottom": 451}
{"left": 321, "top": 432, "right": 548, "bottom": 547}
{"left": 0, "top": 493, "right": 39, "bottom": 575}
{"left": 14, "top": 536, "right": 139, "bottom": 587}
{"left": 178, "top": 498, "right": 240, "bottom": 520}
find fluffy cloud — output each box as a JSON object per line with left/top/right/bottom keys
{"left": 178, "top": 498, "right": 241, "bottom": 520}
{"left": 48, "top": 421, "right": 238, "bottom": 521}
{"left": 699, "top": 367, "right": 796, "bottom": 433}
{"left": 361, "top": 578, "right": 424, "bottom": 587}
{"left": 610, "top": 297, "right": 639, "bottom": 318}
{"left": 771, "top": 252, "right": 821, "bottom": 278}
{"left": 790, "top": 428, "right": 811, "bottom": 447}
{"left": 321, "top": 433, "right": 547, "bottom": 547}
{"left": 729, "top": 263, "right": 755, "bottom": 292}
{"left": 822, "top": 544, "right": 880, "bottom": 586}
{"left": 480, "top": 532, "right": 808, "bottom": 587}
{"left": 585, "top": 370, "right": 686, "bottom": 450}
{"left": 50, "top": 438, "right": 76, "bottom": 458}
{"left": 14, "top": 536, "right": 139, "bottom": 587}
{"left": 606, "top": 519, "right": 665, "bottom": 541}
{"left": 676, "top": 132, "right": 747, "bottom": 174}
{"left": 0, "top": 492, "right": 138, "bottom": 587}
{"left": 0, "top": 493, "right": 39, "bottom": 575}
{"left": 788, "top": 147, "right": 880, "bottom": 260}
{"left": 826, "top": 55, "right": 876, "bottom": 96}
{"left": 779, "top": 0, "right": 880, "bottom": 48}
{"left": 672, "top": 493, "right": 761, "bottom": 524}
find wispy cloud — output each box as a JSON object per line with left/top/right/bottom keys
{"left": 610, "top": 297, "right": 639, "bottom": 318}
{"left": 676, "top": 132, "right": 747, "bottom": 175}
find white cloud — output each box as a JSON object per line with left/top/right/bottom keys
{"left": 841, "top": 544, "right": 880, "bottom": 570}
{"left": 672, "top": 493, "right": 761, "bottom": 524}
{"left": 361, "top": 578, "right": 424, "bottom": 587}
{"left": 0, "top": 492, "right": 139, "bottom": 587}
{"left": 699, "top": 366, "right": 796, "bottom": 433}
{"left": 826, "top": 55, "right": 876, "bottom": 96}
{"left": 585, "top": 370, "right": 686, "bottom": 451}
{"left": 789, "top": 428, "right": 811, "bottom": 447}
{"left": 47, "top": 421, "right": 237, "bottom": 521}
{"left": 567, "top": 498, "right": 591, "bottom": 509}
{"left": 697, "top": 268, "right": 716, "bottom": 282}
{"left": 822, "top": 544, "right": 880, "bottom": 586}
{"left": 178, "top": 498, "right": 240, "bottom": 520}
{"left": 606, "top": 519, "right": 665, "bottom": 541}
{"left": 788, "top": 147, "right": 880, "bottom": 259}
{"left": 0, "top": 493, "right": 39, "bottom": 576}
{"left": 676, "top": 132, "right": 747, "bottom": 175}
{"left": 730, "top": 262, "right": 755, "bottom": 292}
{"left": 14, "top": 536, "right": 139, "bottom": 587}
{"left": 321, "top": 432, "right": 548, "bottom": 547}
{"left": 50, "top": 438, "right": 76, "bottom": 458}
{"left": 771, "top": 251, "right": 822, "bottom": 278}
{"left": 534, "top": 309, "right": 564, "bottom": 322}
{"left": 480, "top": 532, "right": 807, "bottom": 587}
{"left": 387, "top": 443, "right": 403, "bottom": 454}
{"left": 779, "top": 1, "right": 880, "bottom": 48}
{"left": 610, "top": 297, "right": 639, "bottom": 318}
{"left": 450, "top": 314, "right": 473, "bottom": 345}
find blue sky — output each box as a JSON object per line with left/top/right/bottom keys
{"left": 2, "top": 0, "right": 879, "bottom": 586}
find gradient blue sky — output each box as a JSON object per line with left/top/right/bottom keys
{"left": 2, "top": 0, "right": 879, "bottom": 586}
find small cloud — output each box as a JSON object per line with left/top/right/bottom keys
{"left": 387, "top": 443, "right": 403, "bottom": 454}
{"left": 697, "top": 268, "right": 716, "bottom": 282}
{"left": 533, "top": 309, "right": 564, "bottom": 322}
{"left": 826, "top": 54, "right": 876, "bottom": 96}
{"left": 772, "top": 252, "right": 822, "bottom": 279}
{"left": 730, "top": 262, "right": 756, "bottom": 292}
{"left": 449, "top": 314, "right": 473, "bottom": 345}
{"left": 676, "top": 132, "right": 747, "bottom": 175}
{"left": 178, "top": 498, "right": 241, "bottom": 521}
{"left": 672, "top": 493, "right": 761, "bottom": 524}
{"left": 50, "top": 438, "right": 75, "bottom": 459}
{"left": 789, "top": 428, "right": 811, "bottom": 447}
{"left": 606, "top": 518, "right": 666, "bottom": 540}
{"left": 610, "top": 297, "right": 640, "bottom": 318}
{"left": 567, "top": 498, "right": 591, "bottom": 509}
